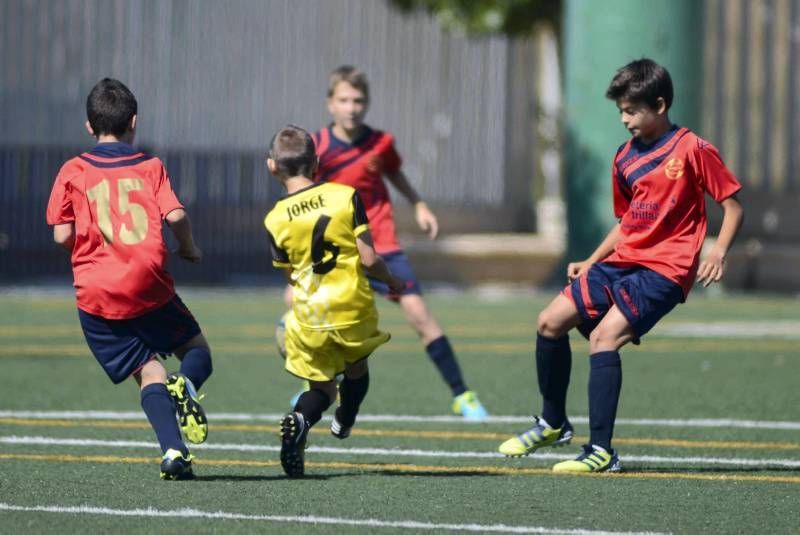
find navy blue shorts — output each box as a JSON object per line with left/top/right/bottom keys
{"left": 78, "top": 294, "right": 201, "bottom": 384}
{"left": 563, "top": 263, "right": 683, "bottom": 343}
{"left": 368, "top": 251, "right": 422, "bottom": 301}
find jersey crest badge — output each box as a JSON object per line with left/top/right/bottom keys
{"left": 664, "top": 157, "right": 685, "bottom": 180}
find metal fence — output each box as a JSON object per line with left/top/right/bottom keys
{"left": 2, "top": 0, "right": 799, "bottom": 283}
{"left": 1, "top": 0, "right": 517, "bottom": 282}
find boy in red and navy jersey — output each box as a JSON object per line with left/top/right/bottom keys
{"left": 498, "top": 59, "right": 743, "bottom": 472}
{"left": 46, "top": 78, "right": 213, "bottom": 480}
{"left": 297, "top": 65, "right": 487, "bottom": 419}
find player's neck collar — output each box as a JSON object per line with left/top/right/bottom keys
{"left": 328, "top": 124, "right": 372, "bottom": 148}
{"left": 283, "top": 180, "right": 325, "bottom": 199}
{"left": 90, "top": 141, "right": 138, "bottom": 158}
{"left": 633, "top": 123, "right": 679, "bottom": 151}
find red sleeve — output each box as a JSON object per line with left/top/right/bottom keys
{"left": 612, "top": 160, "right": 631, "bottom": 219}
{"left": 692, "top": 139, "right": 742, "bottom": 202}
{"left": 382, "top": 135, "right": 402, "bottom": 174}
{"left": 46, "top": 163, "right": 75, "bottom": 225}
{"left": 153, "top": 160, "right": 184, "bottom": 218}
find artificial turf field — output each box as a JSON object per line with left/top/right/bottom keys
{"left": 0, "top": 287, "right": 798, "bottom": 534}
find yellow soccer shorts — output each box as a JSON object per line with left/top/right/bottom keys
{"left": 283, "top": 310, "right": 390, "bottom": 382}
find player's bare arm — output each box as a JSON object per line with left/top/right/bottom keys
{"left": 697, "top": 194, "right": 744, "bottom": 287}
{"left": 53, "top": 223, "right": 75, "bottom": 251}
{"left": 567, "top": 223, "right": 622, "bottom": 282}
{"left": 165, "top": 208, "right": 202, "bottom": 263}
{"left": 356, "top": 230, "right": 404, "bottom": 292}
{"left": 385, "top": 169, "right": 439, "bottom": 240}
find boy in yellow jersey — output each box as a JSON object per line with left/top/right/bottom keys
{"left": 264, "top": 125, "right": 404, "bottom": 478}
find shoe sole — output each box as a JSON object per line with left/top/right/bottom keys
{"left": 280, "top": 414, "right": 305, "bottom": 478}
{"left": 167, "top": 376, "right": 208, "bottom": 445}
{"left": 502, "top": 433, "right": 574, "bottom": 458}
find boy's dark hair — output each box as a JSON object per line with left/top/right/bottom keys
{"left": 605, "top": 58, "right": 673, "bottom": 110}
{"left": 86, "top": 78, "right": 138, "bottom": 137}
{"left": 328, "top": 65, "right": 369, "bottom": 99}
{"left": 269, "top": 125, "right": 316, "bottom": 178}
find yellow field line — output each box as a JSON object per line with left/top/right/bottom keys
{"left": 1, "top": 418, "right": 797, "bottom": 451}
{"left": 3, "top": 338, "right": 800, "bottom": 358}
{"left": 0, "top": 452, "right": 798, "bottom": 485}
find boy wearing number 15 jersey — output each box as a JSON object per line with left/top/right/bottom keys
{"left": 45, "top": 78, "right": 213, "bottom": 480}
{"left": 264, "top": 125, "right": 403, "bottom": 478}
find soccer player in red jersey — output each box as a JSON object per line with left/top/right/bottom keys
{"left": 46, "top": 78, "right": 213, "bottom": 480}
{"left": 498, "top": 59, "right": 744, "bottom": 472}
{"left": 299, "top": 65, "right": 488, "bottom": 419}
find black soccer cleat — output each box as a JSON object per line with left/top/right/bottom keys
{"left": 160, "top": 448, "right": 195, "bottom": 481}
{"left": 330, "top": 412, "right": 352, "bottom": 440}
{"left": 280, "top": 412, "right": 309, "bottom": 478}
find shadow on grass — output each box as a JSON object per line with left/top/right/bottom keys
{"left": 199, "top": 469, "right": 504, "bottom": 481}
{"left": 625, "top": 466, "right": 800, "bottom": 474}
{"left": 198, "top": 474, "right": 333, "bottom": 482}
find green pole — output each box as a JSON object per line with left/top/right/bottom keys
{"left": 562, "top": 0, "right": 703, "bottom": 260}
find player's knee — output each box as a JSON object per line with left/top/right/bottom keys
{"left": 588, "top": 326, "right": 616, "bottom": 351}
{"left": 537, "top": 310, "right": 565, "bottom": 338}
{"left": 344, "top": 359, "right": 368, "bottom": 379}
{"left": 313, "top": 381, "right": 338, "bottom": 403}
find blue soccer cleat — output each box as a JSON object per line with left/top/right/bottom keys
{"left": 452, "top": 390, "right": 489, "bottom": 421}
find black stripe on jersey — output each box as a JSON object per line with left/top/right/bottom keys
{"left": 352, "top": 193, "right": 369, "bottom": 228}
{"left": 267, "top": 230, "right": 289, "bottom": 264}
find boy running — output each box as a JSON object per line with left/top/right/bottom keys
{"left": 264, "top": 125, "right": 404, "bottom": 478}
{"left": 46, "top": 78, "right": 213, "bottom": 480}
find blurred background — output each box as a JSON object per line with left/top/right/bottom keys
{"left": 1, "top": 0, "right": 797, "bottom": 291}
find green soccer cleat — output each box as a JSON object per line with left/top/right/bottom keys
{"left": 451, "top": 390, "right": 489, "bottom": 421}
{"left": 280, "top": 412, "right": 309, "bottom": 478}
{"left": 498, "top": 416, "right": 573, "bottom": 457}
{"left": 160, "top": 448, "right": 195, "bottom": 480}
{"left": 552, "top": 444, "right": 621, "bottom": 473}
{"left": 166, "top": 373, "right": 208, "bottom": 444}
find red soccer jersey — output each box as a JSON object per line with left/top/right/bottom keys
{"left": 312, "top": 126, "right": 403, "bottom": 254}
{"left": 604, "top": 126, "right": 741, "bottom": 297}
{"left": 46, "top": 142, "right": 184, "bottom": 319}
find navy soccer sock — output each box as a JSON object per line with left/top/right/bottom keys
{"left": 536, "top": 333, "right": 572, "bottom": 429}
{"left": 293, "top": 388, "right": 333, "bottom": 427}
{"left": 140, "top": 383, "right": 186, "bottom": 455}
{"left": 425, "top": 336, "right": 467, "bottom": 396}
{"left": 179, "top": 346, "right": 213, "bottom": 390}
{"left": 588, "top": 350, "right": 622, "bottom": 451}
{"left": 336, "top": 372, "right": 370, "bottom": 428}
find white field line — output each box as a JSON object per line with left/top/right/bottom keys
{"left": 2, "top": 435, "right": 799, "bottom": 469}
{"left": 0, "top": 503, "right": 666, "bottom": 535}
{"left": 1, "top": 410, "right": 799, "bottom": 430}
{"left": 655, "top": 321, "right": 800, "bottom": 339}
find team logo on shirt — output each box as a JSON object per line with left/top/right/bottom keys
{"left": 664, "top": 157, "right": 685, "bottom": 179}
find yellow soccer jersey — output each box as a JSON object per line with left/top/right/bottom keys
{"left": 265, "top": 182, "right": 377, "bottom": 330}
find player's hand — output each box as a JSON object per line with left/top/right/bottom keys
{"left": 696, "top": 250, "right": 725, "bottom": 287}
{"left": 387, "top": 276, "right": 408, "bottom": 295}
{"left": 177, "top": 244, "right": 202, "bottom": 263}
{"left": 566, "top": 260, "right": 591, "bottom": 283}
{"left": 415, "top": 202, "right": 439, "bottom": 240}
